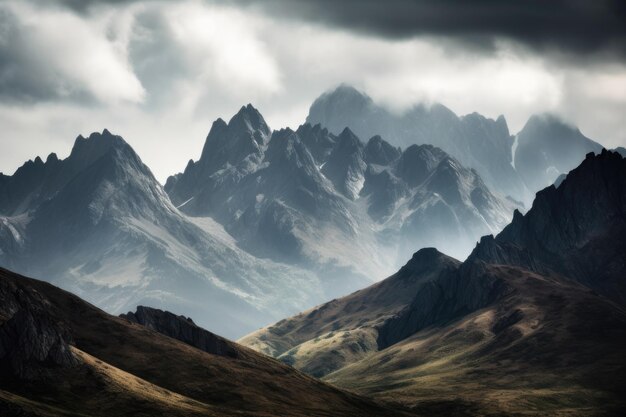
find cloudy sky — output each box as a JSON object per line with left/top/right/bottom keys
{"left": 1, "top": 0, "right": 625, "bottom": 182}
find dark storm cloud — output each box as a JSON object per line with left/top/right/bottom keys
{"left": 231, "top": 0, "right": 626, "bottom": 57}
{"left": 50, "top": 0, "right": 626, "bottom": 58}
{"left": 0, "top": 7, "right": 63, "bottom": 102}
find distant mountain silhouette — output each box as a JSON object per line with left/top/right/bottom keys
{"left": 307, "top": 85, "right": 606, "bottom": 207}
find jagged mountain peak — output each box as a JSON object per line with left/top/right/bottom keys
{"left": 336, "top": 127, "right": 362, "bottom": 147}
{"left": 69, "top": 128, "right": 131, "bottom": 163}
{"left": 396, "top": 144, "right": 446, "bottom": 187}
{"left": 267, "top": 127, "right": 299, "bottom": 149}
{"left": 514, "top": 148, "right": 622, "bottom": 223}
{"left": 228, "top": 103, "right": 270, "bottom": 138}
{"left": 121, "top": 305, "right": 239, "bottom": 358}
{"left": 197, "top": 106, "right": 270, "bottom": 174}
{"left": 45, "top": 153, "right": 59, "bottom": 163}
{"left": 461, "top": 112, "right": 510, "bottom": 137}
{"left": 306, "top": 85, "right": 533, "bottom": 204}
{"left": 318, "top": 84, "right": 371, "bottom": 104}
{"left": 364, "top": 135, "right": 400, "bottom": 166}
{"left": 521, "top": 113, "right": 582, "bottom": 136}
{"left": 265, "top": 127, "right": 321, "bottom": 174}
{"left": 296, "top": 122, "right": 329, "bottom": 137}
{"left": 322, "top": 127, "right": 367, "bottom": 199}
{"left": 0, "top": 129, "right": 147, "bottom": 217}
{"left": 273, "top": 126, "right": 297, "bottom": 137}
{"left": 402, "top": 247, "right": 453, "bottom": 272}
{"left": 296, "top": 123, "right": 336, "bottom": 163}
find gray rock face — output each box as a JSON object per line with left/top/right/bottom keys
{"left": 121, "top": 306, "right": 238, "bottom": 358}
{"left": 306, "top": 85, "right": 531, "bottom": 204}
{"left": 296, "top": 123, "right": 337, "bottom": 163}
{"left": 513, "top": 114, "right": 603, "bottom": 193}
{"left": 321, "top": 128, "right": 367, "bottom": 200}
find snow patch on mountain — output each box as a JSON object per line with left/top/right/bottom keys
{"left": 511, "top": 134, "right": 519, "bottom": 169}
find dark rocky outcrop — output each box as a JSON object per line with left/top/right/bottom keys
{"left": 0, "top": 309, "right": 78, "bottom": 380}
{"left": 0, "top": 274, "right": 78, "bottom": 380}
{"left": 376, "top": 258, "right": 509, "bottom": 350}
{"left": 121, "top": 306, "right": 238, "bottom": 358}
{"left": 471, "top": 149, "right": 626, "bottom": 305}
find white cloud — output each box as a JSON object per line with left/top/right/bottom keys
{"left": 1, "top": 2, "right": 145, "bottom": 104}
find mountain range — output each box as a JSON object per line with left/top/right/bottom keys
{"left": 2, "top": 150, "right": 624, "bottom": 416}
{"left": 0, "top": 104, "right": 517, "bottom": 338}
{"left": 0, "top": 86, "right": 609, "bottom": 340}
{"left": 240, "top": 150, "right": 626, "bottom": 416}
{"left": 0, "top": 85, "right": 623, "bottom": 415}
{"left": 165, "top": 104, "right": 517, "bottom": 276}
{"left": 0, "top": 130, "right": 322, "bottom": 338}
{"left": 307, "top": 85, "right": 603, "bottom": 207}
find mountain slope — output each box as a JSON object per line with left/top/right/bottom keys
{"left": 0, "top": 130, "right": 323, "bottom": 338}
{"left": 240, "top": 248, "right": 461, "bottom": 377}
{"left": 0, "top": 267, "right": 414, "bottom": 417}
{"left": 472, "top": 149, "right": 626, "bottom": 305}
{"left": 240, "top": 150, "right": 626, "bottom": 415}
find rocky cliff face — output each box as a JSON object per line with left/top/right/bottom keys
{"left": 0, "top": 309, "right": 78, "bottom": 380}
{"left": 471, "top": 149, "right": 626, "bottom": 305}
{"left": 121, "top": 306, "right": 238, "bottom": 358}
{"left": 0, "top": 271, "right": 78, "bottom": 380}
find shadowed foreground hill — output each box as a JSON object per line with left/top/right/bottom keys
{"left": 0, "top": 268, "right": 415, "bottom": 417}
{"left": 241, "top": 150, "right": 626, "bottom": 416}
